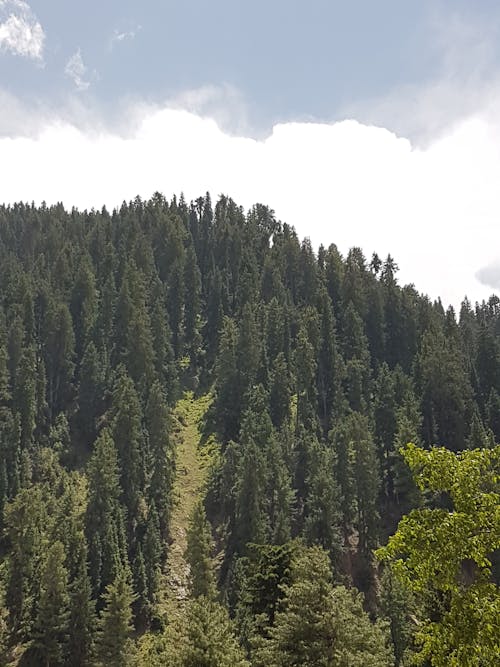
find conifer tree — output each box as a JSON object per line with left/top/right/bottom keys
{"left": 295, "top": 325, "right": 318, "bottom": 432}
{"left": 266, "top": 433, "right": 294, "bottom": 545}
{"left": 5, "top": 484, "right": 47, "bottom": 640}
{"left": 110, "top": 370, "right": 145, "bottom": 530}
{"left": 77, "top": 341, "right": 104, "bottom": 446}
{"left": 236, "top": 438, "right": 268, "bottom": 552}
{"left": 374, "top": 363, "right": 397, "bottom": 501}
{"left": 71, "top": 254, "right": 98, "bottom": 357}
{"left": 269, "top": 353, "right": 290, "bottom": 429}
{"left": 379, "top": 567, "right": 417, "bottom": 667}
{"left": 179, "top": 597, "right": 249, "bottom": 667}
{"left": 33, "top": 540, "right": 70, "bottom": 666}
{"left": 215, "top": 317, "right": 240, "bottom": 441}
{"left": 417, "top": 328, "right": 472, "bottom": 450}
{"left": 42, "top": 301, "right": 75, "bottom": 417}
{"left": 132, "top": 546, "right": 150, "bottom": 630}
{"left": 317, "top": 289, "right": 342, "bottom": 434}
{"left": 15, "top": 343, "right": 36, "bottom": 449}
{"left": 184, "top": 244, "right": 203, "bottom": 369}
{"left": 142, "top": 505, "right": 161, "bottom": 608}
{"left": 186, "top": 500, "right": 216, "bottom": 599}
{"left": 304, "top": 441, "right": 341, "bottom": 560}
{"left": 86, "top": 428, "right": 128, "bottom": 597}
{"left": 237, "top": 303, "right": 260, "bottom": 408}
{"left": 145, "top": 380, "right": 174, "bottom": 537}
{"left": 255, "top": 545, "right": 392, "bottom": 666}
{"left": 96, "top": 569, "right": 136, "bottom": 667}
{"left": 150, "top": 288, "right": 177, "bottom": 399}
{"left": 351, "top": 413, "right": 380, "bottom": 555}
{"left": 67, "top": 542, "right": 96, "bottom": 667}
{"left": 487, "top": 387, "right": 500, "bottom": 440}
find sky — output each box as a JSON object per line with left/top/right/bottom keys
{"left": 2, "top": 1, "right": 500, "bottom": 308}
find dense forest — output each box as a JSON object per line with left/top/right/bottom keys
{"left": 0, "top": 193, "right": 498, "bottom": 666}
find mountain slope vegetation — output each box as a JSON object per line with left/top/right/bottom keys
{"left": 0, "top": 193, "right": 497, "bottom": 665}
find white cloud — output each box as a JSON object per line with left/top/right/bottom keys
{"left": 65, "top": 49, "right": 91, "bottom": 91}
{"left": 476, "top": 261, "right": 500, "bottom": 290}
{"left": 341, "top": 10, "right": 500, "bottom": 147}
{"left": 0, "top": 102, "right": 500, "bottom": 309}
{"left": 109, "top": 24, "right": 141, "bottom": 49}
{"left": 0, "top": 0, "right": 44, "bottom": 60}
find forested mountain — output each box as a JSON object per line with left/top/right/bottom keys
{"left": 0, "top": 193, "right": 498, "bottom": 666}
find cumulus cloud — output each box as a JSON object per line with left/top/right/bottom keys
{"left": 476, "top": 261, "right": 500, "bottom": 290}
{"left": 0, "top": 102, "right": 499, "bottom": 309}
{"left": 166, "top": 84, "right": 252, "bottom": 136}
{"left": 65, "top": 49, "right": 91, "bottom": 91}
{"left": 341, "top": 10, "right": 500, "bottom": 147}
{"left": 0, "top": 0, "right": 44, "bottom": 60}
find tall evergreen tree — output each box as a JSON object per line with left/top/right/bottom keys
{"left": 96, "top": 570, "right": 136, "bottom": 667}
{"left": 146, "top": 380, "right": 174, "bottom": 537}
{"left": 110, "top": 370, "right": 145, "bottom": 530}
{"left": 33, "top": 540, "right": 70, "bottom": 667}
{"left": 186, "top": 500, "right": 216, "bottom": 599}
{"left": 67, "top": 541, "right": 96, "bottom": 667}
{"left": 86, "top": 428, "right": 128, "bottom": 597}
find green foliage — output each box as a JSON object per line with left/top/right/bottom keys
{"left": 179, "top": 597, "right": 249, "bottom": 667}
{"left": 254, "top": 544, "right": 393, "bottom": 666}
{"left": 379, "top": 567, "right": 418, "bottom": 667}
{"left": 33, "top": 541, "right": 70, "bottom": 666}
{"left": 67, "top": 542, "right": 96, "bottom": 667}
{"left": 0, "top": 193, "right": 498, "bottom": 664}
{"left": 96, "top": 570, "right": 136, "bottom": 667}
{"left": 86, "top": 429, "right": 128, "bottom": 597}
{"left": 185, "top": 500, "right": 216, "bottom": 599}
{"left": 377, "top": 444, "right": 500, "bottom": 666}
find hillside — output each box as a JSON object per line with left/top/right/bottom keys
{"left": 0, "top": 194, "right": 497, "bottom": 665}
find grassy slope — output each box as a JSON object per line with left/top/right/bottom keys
{"left": 159, "top": 391, "right": 213, "bottom": 622}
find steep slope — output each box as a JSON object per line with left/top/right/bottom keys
{"left": 160, "top": 392, "right": 212, "bottom": 621}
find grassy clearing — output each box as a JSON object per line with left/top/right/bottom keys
{"left": 159, "top": 391, "right": 214, "bottom": 622}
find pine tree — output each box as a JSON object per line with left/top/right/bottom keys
{"left": 145, "top": 380, "right": 174, "bottom": 537}
{"left": 374, "top": 363, "right": 397, "bottom": 502}
{"left": 269, "top": 353, "right": 290, "bottom": 429}
{"left": 71, "top": 254, "right": 98, "bottom": 357}
{"left": 110, "top": 370, "right": 145, "bottom": 530}
{"left": 77, "top": 341, "right": 104, "bottom": 446}
{"left": 215, "top": 317, "right": 240, "bottom": 442}
{"left": 379, "top": 567, "right": 417, "bottom": 667}
{"left": 67, "top": 542, "right": 96, "bottom": 667}
{"left": 237, "top": 303, "right": 260, "bottom": 408}
{"left": 143, "top": 505, "right": 161, "bottom": 608}
{"left": 351, "top": 414, "right": 380, "bottom": 556}
{"left": 150, "top": 287, "right": 177, "bottom": 399}
{"left": 132, "top": 546, "right": 150, "bottom": 630}
{"left": 179, "top": 597, "right": 249, "bottom": 667}
{"left": 304, "top": 441, "right": 341, "bottom": 561}
{"left": 86, "top": 428, "right": 128, "bottom": 597}
{"left": 236, "top": 439, "right": 268, "bottom": 552}
{"left": 42, "top": 301, "right": 75, "bottom": 418}
{"left": 266, "top": 433, "right": 294, "bottom": 545}
{"left": 5, "top": 484, "right": 47, "bottom": 640}
{"left": 14, "top": 343, "right": 37, "bottom": 449}
{"left": 186, "top": 500, "right": 216, "bottom": 599}
{"left": 184, "top": 244, "right": 203, "bottom": 369}
{"left": 417, "top": 328, "right": 472, "bottom": 450}
{"left": 255, "top": 545, "right": 393, "bottom": 666}
{"left": 33, "top": 541, "right": 70, "bottom": 666}
{"left": 96, "top": 570, "right": 136, "bottom": 667}
{"left": 317, "top": 289, "right": 342, "bottom": 435}
{"left": 295, "top": 325, "right": 318, "bottom": 432}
